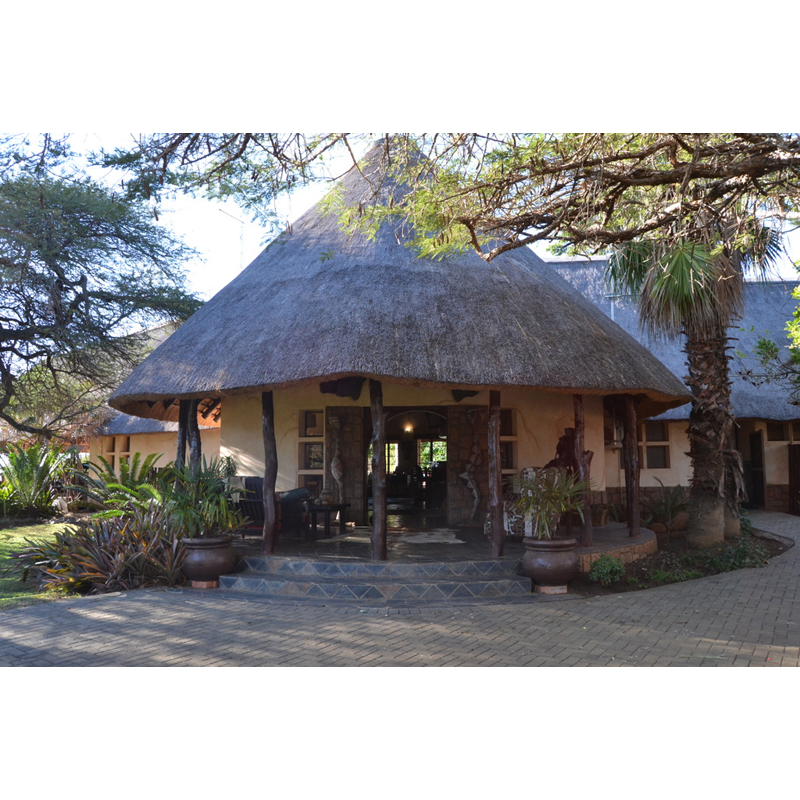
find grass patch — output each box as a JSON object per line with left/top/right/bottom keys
{"left": 0, "top": 521, "right": 66, "bottom": 610}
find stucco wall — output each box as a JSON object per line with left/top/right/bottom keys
{"left": 88, "top": 429, "right": 220, "bottom": 469}
{"left": 603, "top": 420, "right": 691, "bottom": 491}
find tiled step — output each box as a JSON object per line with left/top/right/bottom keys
{"left": 218, "top": 555, "right": 534, "bottom": 604}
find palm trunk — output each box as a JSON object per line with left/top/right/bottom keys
{"left": 685, "top": 325, "right": 736, "bottom": 548}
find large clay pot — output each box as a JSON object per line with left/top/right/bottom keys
{"left": 181, "top": 535, "right": 236, "bottom": 587}
{"left": 521, "top": 537, "right": 579, "bottom": 593}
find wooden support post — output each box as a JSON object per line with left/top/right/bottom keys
{"left": 370, "top": 379, "right": 387, "bottom": 561}
{"left": 187, "top": 399, "right": 202, "bottom": 475}
{"left": 176, "top": 399, "right": 189, "bottom": 469}
{"left": 623, "top": 395, "right": 640, "bottom": 538}
{"left": 262, "top": 391, "right": 278, "bottom": 555}
{"left": 488, "top": 390, "right": 504, "bottom": 558}
{"left": 573, "top": 394, "right": 594, "bottom": 547}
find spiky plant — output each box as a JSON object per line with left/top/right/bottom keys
{"left": 1, "top": 443, "right": 71, "bottom": 517}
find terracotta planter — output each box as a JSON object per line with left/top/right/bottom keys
{"left": 521, "top": 537, "right": 579, "bottom": 594}
{"left": 181, "top": 534, "right": 236, "bottom": 588}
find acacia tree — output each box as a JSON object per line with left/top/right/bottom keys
{"left": 0, "top": 140, "right": 201, "bottom": 439}
{"left": 106, "top": 133, "right": 800, "bottom": 546}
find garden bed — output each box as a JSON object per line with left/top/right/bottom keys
{"left": 569, "top": 531, "right": 792, "bottom": 598}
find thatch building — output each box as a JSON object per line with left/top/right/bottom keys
{"left": 109, "top": 145, "right": 689, "bottom": 558}
{"left": 550, "top": 257, "right": 800, "bottom": 514}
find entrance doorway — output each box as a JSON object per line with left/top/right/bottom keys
{"left": 367, "top": 407, "right": 448, "bottom": 530}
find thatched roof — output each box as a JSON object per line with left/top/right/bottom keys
{"left": 548, "top": 257, "right": 800, "bottom": 421}
{"left": 110, "top": 145, "right": 689, "bottom": 422}
{"left": 97, "top": 411, "right": 216, "bottom": 436}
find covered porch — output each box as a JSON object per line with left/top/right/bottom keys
{"left": 219, "top": 521, "right": 658, "bottom": 603}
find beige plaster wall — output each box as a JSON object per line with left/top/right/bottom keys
{"left": 604, "top": 420, "right": 692, "bottom": 490}
{"left": 88, "top": 429, "right": 220, "bottom": 469}
{"left": 219, "top": 384, "right": 609, "bottom": 492}
{"left": 752, "top": 420, "right": 790, "bottom": 484}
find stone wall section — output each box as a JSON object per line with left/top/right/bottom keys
{"left": 325, "top": 407, "right": 367, "bottom": 525}
{"left": 765, "top": 484, "right": 791, "bottom": 514}
{"left": 447, "top": 405, "right": 489, "bottom": 527}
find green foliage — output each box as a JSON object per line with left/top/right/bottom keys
{"left": 0, "top": 141, "right": 202, "bottom": 437}
{"left": 74, "top": 453, "right": 163, "bottom": 514}
{"left": 701, "top": 533, "right": 769, "bottom": 572}
{"left": 161, "top": 458, "right": 246, "bottom": 539}
{"left": 1, "top": 443, "right": 72, "bottom": 517}
{"left": 739, "top": 508, "right": 753, "bottom": 536}
{"left": 588, "top": 555, "right": 625, "bottom": 586}
{"left": 11, "top": 505, "right": 186, "bottom": 595}
{"left": 642, "top": 480, "right": 688, "bottom": 529}
{"left": 514, "top": 468, "right": 588, "bottom": 539}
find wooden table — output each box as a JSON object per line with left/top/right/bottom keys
{"left": 307, "top": 503, "right": 350, "bottom": 538}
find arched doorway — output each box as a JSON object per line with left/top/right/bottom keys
{"left": 367, "top": 407, "right": 448, "bottom": 530}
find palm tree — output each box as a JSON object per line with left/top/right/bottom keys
{"left": 607, "top": 226, "right": 780, "bottom": 547}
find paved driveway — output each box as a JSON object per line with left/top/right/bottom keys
{"left": 1, "top": 510, "right": 798, "bottom": 667}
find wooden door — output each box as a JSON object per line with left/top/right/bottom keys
{"left": 746, "top": 431, "right": 766, "bottom": 509}
{"left": 788, "top": 444, "right": 800, "bottom": 516}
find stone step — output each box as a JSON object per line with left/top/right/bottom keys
{"left": 218, "top": 555, "right": 534, "bottom": 604}
{"left": 234, "top": 554, "right": 522, "bottom": 580}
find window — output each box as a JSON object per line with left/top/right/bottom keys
{"left": 640, "top": 422, "right": 670, "bottom": 470}
{"left": 302, "top": 411, "right": 324, "bottom": 437}
{"left": 767, "top": 422, "right": 789, "bottom": 441}
{"left": 298, "top": 409, "right": 324, "bottom": 489}
{"left": 418, "top": 439, "right": 447, "bottom": 472}
{"left": 500, "top": 408, "right": 517, "bottom": 473}
{"left": 104, "top": 435, "right": 130, "bottom": 472}
{"left": 302, "top": 442, "right": 324, "bottom": 470}
{"left": 366, "top": 442, "right": 398, "bottom": 473}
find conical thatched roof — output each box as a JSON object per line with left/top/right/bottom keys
{"left": 110, "top": 145, "right": 689, "bottom": 422}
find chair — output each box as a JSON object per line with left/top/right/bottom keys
{"left": 235, "top": 478, "right": 311, "bottom": 539}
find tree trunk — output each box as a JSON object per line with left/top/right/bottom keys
{"left": 685, "top": 327, "right": 733, "bottom": 548}
{"left": 573, "top": 394, "right": 593, "bottom": 546}
{"left": 370, "top": 380, "right": 387, "bottom": 561}
{"left": 488, "top": 390, "right": 504, "bottom": 558}
{"left": 187, "top": 399, "right": 202, "bottom": 475}
{"left": 622, "top": 395, "right": 640, "bottom": 538}
{"left": 176, "top": 399, "right": 189, "bottom": 468}
{"left": 262, "top": 391, "right": 278, "bottom": 555}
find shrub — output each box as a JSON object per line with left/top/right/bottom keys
{"left": 74, "top": 453, "right": 163, "bottom": 512}
{"left": 161, "top": 458, "right": 246, "bottom": 539}
{"left": 12, "top": 504, "right": 186, "bottom": 595}
{"left": 702, "top": 533, "right": 769, "bottom": 572}
{"left": 1, "top": 443, "right": 72, "bottom": 518}
{"left": 642, "top": 479, "right": 688, "bottom": 529}
{"left": 588, "top": 555, "right": 626, "bottom": 586}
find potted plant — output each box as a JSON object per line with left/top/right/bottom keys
{"left": 513, "top": 467, "right": 588, "bottom": 594}
{"left": 163, "top": 458, "right": 247, "bottom": 588}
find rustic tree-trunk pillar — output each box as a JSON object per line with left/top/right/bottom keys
{"left": 623, "top": 395, "right": 640, "bottom": 538}
{"left": 488, "top": 390, "right": 504, "bottom": 558}
{"left": 370, "top": 380, "right": 387, "bottom": 561}
{"left": 262, "top": 391, "right": 278, "bottom": 555}
{"left": 176, "top": 399, "right": 189, "bottom": 469}
{"left": 573, "top": 394, "right": 594, "bottom": 547}
{"left": 187, "top": 399, "right": 202, "bottom": 475}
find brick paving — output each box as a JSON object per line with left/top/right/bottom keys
{"left": 0, "top": 510, "right": 798, "bottom": 667}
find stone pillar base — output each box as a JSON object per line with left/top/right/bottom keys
{"left": 534, "top": 584, "right": 568, "bottom": 595}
